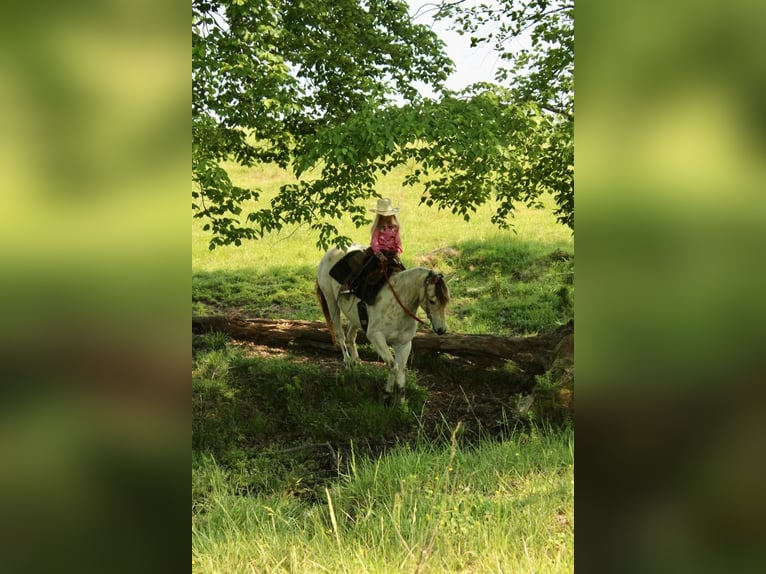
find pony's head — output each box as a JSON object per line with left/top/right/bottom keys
{"left": 422, "top": 271, "right": 450, "bottom": 335}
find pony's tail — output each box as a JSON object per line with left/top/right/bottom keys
{"left": 316, "top": 281, "right": 337, "bottom": 345}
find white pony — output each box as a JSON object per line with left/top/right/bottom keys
{"left": 316, "top": 246, "right": 450, "bottom": 400}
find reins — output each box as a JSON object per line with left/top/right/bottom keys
{"left": 384, "top": 266, "right": 428, "bottom": 326}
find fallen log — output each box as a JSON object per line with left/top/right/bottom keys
{"left": 193, "top": 316, "right": 337, "bottom": 353}
{"left": 192, "top": 315, "right": 572, "bottom": 369}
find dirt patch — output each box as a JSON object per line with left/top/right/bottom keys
{"left": 411, "top": 356, "right": 539, "bottom": 440}
{"left": 412, "top": 246, "right": 460, "bottom": 267}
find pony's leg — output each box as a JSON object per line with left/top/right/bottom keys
{"left": 337, "top": 331, "right": 353, "bottom": 367}
{"left": 325, "top": 292, "right": 352, "bottom": 365}
{"left": 344, "top": 324, "right": 360, "bottom": 366}
{"left": 392, "top": 341, "right": 412, "bottom": 403}
{"left": 366, "top": 331, "right": 397, "bottom": 394}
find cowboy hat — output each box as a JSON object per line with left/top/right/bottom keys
{"left": 369, "top": 198, "right": 400, "bottom": 215}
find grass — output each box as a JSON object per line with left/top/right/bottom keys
{"left": 192, "top": 326, "right": 573, "bottom": 573}
{"left": 192, "top": 339, "right": 426, "bottom": 464}
{"left": 192, "top": 265, "right": 319, "bottom": 319}
{"left": 192, "top": 162, "right": 574, "bottom": 572}
{"left": 193, "top": 422, "right": 574, "bottom": 574}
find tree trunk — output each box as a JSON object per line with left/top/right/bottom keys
{"left": 192, "top": 315, "right": 572, "bottom": 370}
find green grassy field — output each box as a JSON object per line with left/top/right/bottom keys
{"left": 193, "top": 162, "right": 573, "bottom": 335}
{"left": 192, "top": 163, "right": 574, "bottom": 573}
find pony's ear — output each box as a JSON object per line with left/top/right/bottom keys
{"left": 443, "top": 273, "right": 456, "bottom": 283}
{"left": 426, "top": 272, "right": 440, "bottom": 285}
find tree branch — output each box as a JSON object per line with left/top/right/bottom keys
{"left": 541, "top": 104, "right": 573, "bottom": 122}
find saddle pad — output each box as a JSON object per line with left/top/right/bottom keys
{"left": 330, "top": 249, "right": 405, "bottom": 305}
{"left": 329, "top": 250, "right": 367, "bottom": 284}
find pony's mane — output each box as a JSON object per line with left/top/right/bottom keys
{"left": 413, "top": 268, "right": 450, "bottom": 305}
{"left": 392, "top": 267, "right": 450, "bottom": 306}
{"left": 434, "top": 275, "right": 450, "bottom": 305}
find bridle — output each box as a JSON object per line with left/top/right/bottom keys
{"left": 384, "top": 268, "right": 440, "bottom": 327}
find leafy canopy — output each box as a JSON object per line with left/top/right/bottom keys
{"left": 435, "top": 0, "right": 573, "bottom": 228}
{"left": 192, "top": 0, "right": 573, "bottom": 250}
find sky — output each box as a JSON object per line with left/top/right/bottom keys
{"left": 406, "top": 0, "right": 506, "bottom": 94}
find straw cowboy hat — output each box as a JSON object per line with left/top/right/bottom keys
{"left": 369, "top": 198, "right": 400, "bottom": 215}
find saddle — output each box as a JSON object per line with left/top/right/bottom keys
{"left": 329, "top": 248, "right": 405, "bottom": 306}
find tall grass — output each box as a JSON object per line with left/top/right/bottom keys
{"left": 192, "top": 330, "right": 574, "bottom": 573}
{"left": 193, "top": 425, "right": 573, "bottom": 574}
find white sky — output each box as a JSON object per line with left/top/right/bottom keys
{"left": 406, "top": 0, "right": 505, "bottom": 95}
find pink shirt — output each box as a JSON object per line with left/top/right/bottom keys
{"left": 371, "top": 226, "right": 402, "bottom": 254}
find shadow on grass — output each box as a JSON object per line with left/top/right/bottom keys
{"left": 192, "top": 263, "right": 323, "bottom": 320}
{"left": 193, "top": 236, "right": 573, "bottom": 336}
{"left": 410, "top": 237, "right": 573, "bottom": 335}
{"left": 192, "top": 335, "right": 427, "bottom": 498}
